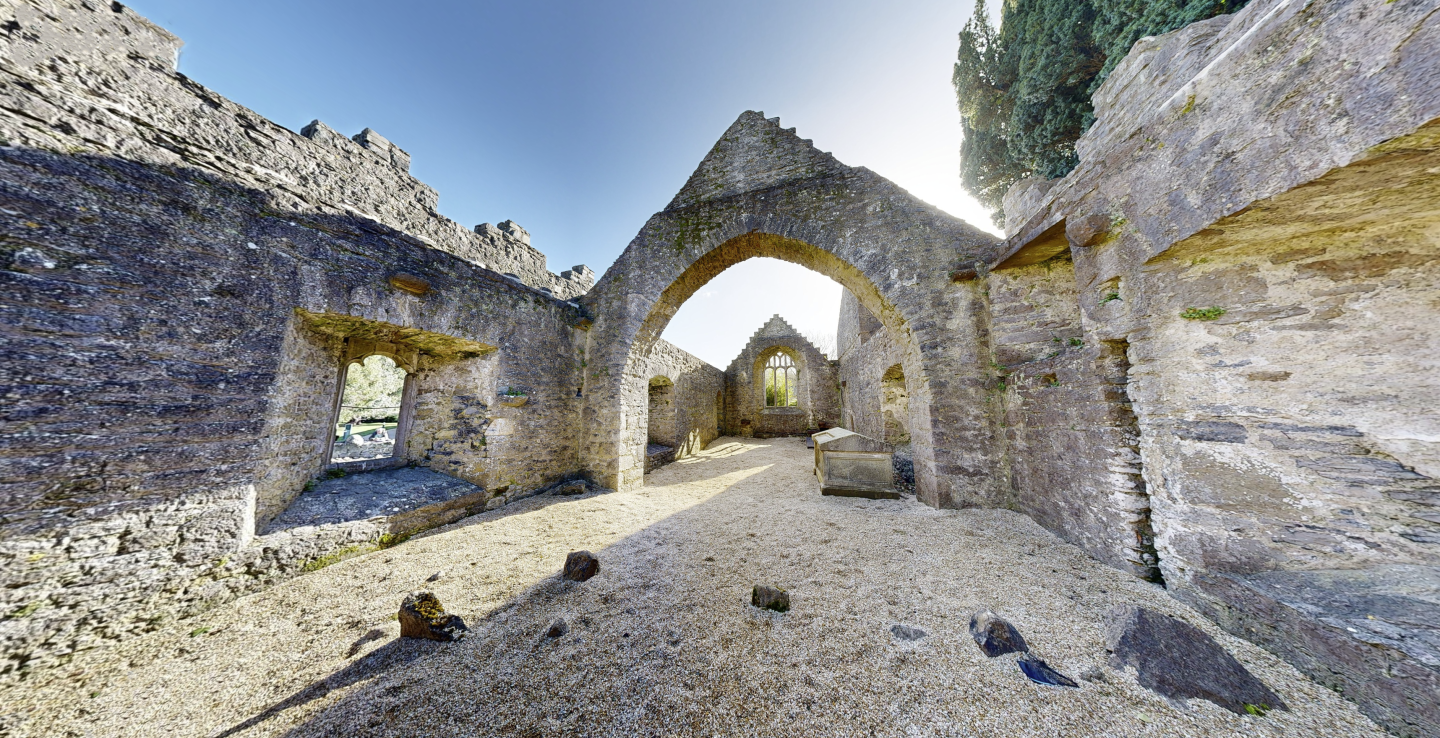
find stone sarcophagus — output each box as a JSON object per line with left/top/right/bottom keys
{"left": 812, "top": 429, "right": 898, "bottom": 499}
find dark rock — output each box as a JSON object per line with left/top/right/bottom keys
{"left": 552, "top": 480, "right": 588, "bottom": 496}
{"left": 563, "top": 550, "right": 599, "bottom": 582}
{"left": 891, "top": 444, "right": 915, "bottom": 495}
{"left": 398, "top": 591, "right": 467, "bottom": 642}
{"left": 970, "top": 609, "right": 1029, "bottom": 657}
{"left": 1018, "top": 655, "right": 1079, "bottom": 687}
{"left": 890, "top": 624, "right": 926, "bottom": 641}
{"left": 1104, "top": 605, "right": 1286, "bottom": 714}
{"left": 545, "top": 618, "right": 569, "bottom": 638}
{"left": 752, "top": 585, "right": 789, "bottom": 613}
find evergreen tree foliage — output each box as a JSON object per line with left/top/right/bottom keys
{"left": 954, "top": 0, "right": 1248, "bottom": 226}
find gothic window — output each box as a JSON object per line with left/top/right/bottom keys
{"left": 763, "top": 353, "right": 799, "bottom": 407}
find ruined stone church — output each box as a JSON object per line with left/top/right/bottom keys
{"left": 0, "top": 1, "right": 1437, "bottom": 736}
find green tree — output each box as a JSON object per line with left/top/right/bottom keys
{"left": 954, "top": 0, "right": 1248, "bottom": 226}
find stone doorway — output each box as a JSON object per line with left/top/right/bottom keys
{"left": 646, "top": 376, "right": 677, "bottom": 471}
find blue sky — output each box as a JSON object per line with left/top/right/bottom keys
{"left": 127, "top": 0, "right": 1001, "bottom": 367}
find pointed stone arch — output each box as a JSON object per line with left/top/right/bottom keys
{"left": 578, "top": 111, "right": 1002, "bottom": 508}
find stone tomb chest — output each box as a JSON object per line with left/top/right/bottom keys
{"left": 812, "top": 428, "right": 898, "bottom": 499}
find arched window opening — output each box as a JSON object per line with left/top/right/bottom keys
{"left": 880, "top": 363, "right": 909, "bottom": 445}
{"left": 330, "top": 355, "right": 407, "bottom": 464}
{"left": 764, "top": 353, "right": 798, "bottom": 407}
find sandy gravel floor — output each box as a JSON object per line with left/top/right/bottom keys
{"left": 1, "top": 438, "right": 1385, "bottom": 738}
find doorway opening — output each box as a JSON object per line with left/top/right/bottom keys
{"left": 646, "top": 376, "right": 678, "bottom": 472}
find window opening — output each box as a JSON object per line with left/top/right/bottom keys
{"left": 330, "top": 354, "right": 406, "bottom": 463}
{"left": 880, "top": 364, "right": 910, "bottom": 445}
{"left": 764, "top": 353, "right": 799, "bottom": 407}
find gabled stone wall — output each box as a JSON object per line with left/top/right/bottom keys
{"left": 723, "top": 315, "right": 839, "bottom": 437}
{"left": 577, "top": 112, "right": 1001, "bottom": 504}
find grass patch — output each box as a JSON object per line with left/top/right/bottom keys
{"left": 378, "top": 532, "right": 412, "bottom": 549}
{"left": 302, "top": 544, "right": 378, "bottom": 573}
{"left": 5, "top": 601, "right": 43, "bottom": 619}
{"left": 1181, "top": 306, "right": 1226, "bottom": 321}
{"left": 1100, "top": 292, "right": 1121, "bottom": 304}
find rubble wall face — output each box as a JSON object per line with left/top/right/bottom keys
{"left": 0, "top": 142, "right": 591, "bottom": 678}
{"left": 1129, "top": 224, "right": 1440, "bottom": 577}
{"left": 986, "top": 257, "right": 1162, "bottom": 580}
{"left": 251, "top": 318, "right": 345, "bottom": 526}
{"left": 989, "top": 0, "right": 1440, "bottom": 731}
{"left": 638, "top": 340, "right": 725, "bottom": 461}
{"left": 836, "top": 289, "right": 907, "bottom": 440}
{"left": 0, "top": 2, "right": 594, "bottom": 679}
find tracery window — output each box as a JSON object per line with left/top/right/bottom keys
{"left": 763, "top": 353, "right": 799, "bottom": 407}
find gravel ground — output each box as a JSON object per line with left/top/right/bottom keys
{"left": 0, "top": 438, "right": 1385, "bottom": 738}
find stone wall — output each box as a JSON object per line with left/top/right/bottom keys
{"left": 0, "top": 1, "right": 592, "bottom": 300}
{"left": 723, "top": 315, "right": 839, "bottom": 437}
{"left": 577, "top": 112, "right": 1001, "bottom": 505}
{"left": 986, "top": 0, "right": 1440, "bottom": 731}
{"left": 836, "top": 290, "right": 905, "bottom": 439}
{"left": 0, "top": 0, "right": 595, "bottom": 681}
{"left": 982, "top": 256, "right": 1162, "bottom": 581}
{"left": 638, "top": 339, "right": 725, "bottom": 463}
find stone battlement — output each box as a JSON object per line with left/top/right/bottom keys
{"left": 0, "top": 0, "right": 592, "bottom": 299}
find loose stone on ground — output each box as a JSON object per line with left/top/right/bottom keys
{"left": 398, "top": 591, "right": 467, "bottom": 642}
{"left": 751, "top": 585, "right": 790, "bottom": 613}
{"left": 970, "top": 609, "right": 1030, "bottom": 657}
{"left": 0, "top": 439, "right": 1387, "bottom": 738}
{"left": 1104, "top": 604, "right": 1287, "bottom": 714}
{"left": 563, "top": 550, "right": 600, "bottom": 582}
